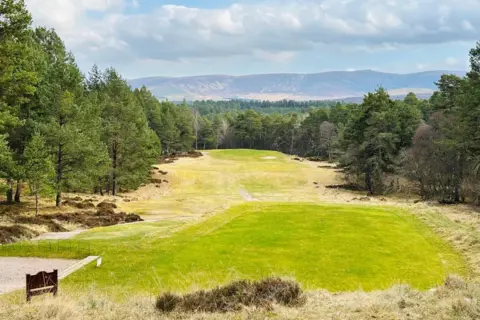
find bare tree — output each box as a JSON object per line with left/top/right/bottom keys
{"left": 192, "top": 108, "right": 200, "bottom": 150}
{"left": 319, "top": 121, "right": 338, "bottom": 161}
{"left": 402, "top": 119, "right": 464, "bottom": 203}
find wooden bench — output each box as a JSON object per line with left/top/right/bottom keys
{"left": 26, "top": 269, "right": 58, "bottom": 302}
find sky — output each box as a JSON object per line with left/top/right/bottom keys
{"left": 24, "top": 0, "right": 478, "bottom": 79}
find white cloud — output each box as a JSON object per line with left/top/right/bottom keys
{"left": 462, "top": 20, "right": 475, "bottom": 31}
{"left": 445, "top": 57, "right": 459, "bottom": 66}
{"left": 24, "top": 0, "right": 480, "bottom": 73}
{"left": 253, "top": 50, "right": 296, "bottom": 63}
{"left": 416, "top": 63, "right": 426, "bottom": 70}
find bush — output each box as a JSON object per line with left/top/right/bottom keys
{"left": 96, "top": 201, "right": 117, "bottom": 210}
{"left": 0, "top": 225, "right": 39, "bottom": 244}
{"left": 155, "top": 277, "right": 305, "bottom": 313}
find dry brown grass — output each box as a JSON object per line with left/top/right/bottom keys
{"left": 2, "top": 276, "right": 480, "bottom": 320}
{"left": 0, "top": 196, "right": 142, "bottom": 243}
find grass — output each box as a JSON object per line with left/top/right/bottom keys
{"left": 119, "top": 149, "right": 322, "bottom": 218}
{"left": 0, "top": 149, "right": 477, "bottom": 319}
{"left": 0, "top": 149, "right": 469, "bottom": 307}
{"left": 0, "top": 202, "right": 466, "bottom": 298}
{"left": 4, "top": 276, "right": 479, "bottom": 320}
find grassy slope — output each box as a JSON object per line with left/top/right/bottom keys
{"left": 0, "top": 149, "right": 467, "bottom": 299}
{"left": 1, "top": 202, "right": 466, "bottom": 297}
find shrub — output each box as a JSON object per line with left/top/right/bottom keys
{"left": 155, "top": 277, "right": 305, "bottom": 313}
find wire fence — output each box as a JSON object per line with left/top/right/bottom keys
{"left": 0, "top": 240, "right": 92, "bottom": 258}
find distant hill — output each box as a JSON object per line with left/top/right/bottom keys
{"left": 128, "top": 70, "right": 466, "bottom": 102}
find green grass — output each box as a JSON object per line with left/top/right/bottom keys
{"left": 1, "top": 202, "right": 466, "bottom": 297}
{"left": 207, "top": 149, "right": 288, "bottom": 161}
{"left": 0, "top": 150, "right": 468, "bottom": 301}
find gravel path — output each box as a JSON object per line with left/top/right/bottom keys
{"left": 0, "top": 257, "right": 79, "bottom": 294}
{"left": 34, "top": 229, "right": 86, "bottom": 240}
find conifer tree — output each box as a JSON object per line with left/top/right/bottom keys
{"left": 23, "top": 133, "right": 54, "bottom": 215}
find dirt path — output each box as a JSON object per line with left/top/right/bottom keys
{"left": 239, "top": 189, "right": 258, "bottom": 202}
{"left": 34, "top": 229, "right": 86, "bottom": 240}
{"left": 0, "top": 257, "right": 80, "bottom": 294}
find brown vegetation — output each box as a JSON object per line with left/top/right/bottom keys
{"left": 326, "top": 184, "right": 365, "bottom": 191}
{"left": 158, "top": 151, "right": 203, "bottom": 165}
{"left": 0, "top": 225, "right": 39, "bottom": 244}
{"left": 156, "top": 278, "right": 305, "bottom": 313}
{"left": 96, "top": 201, "right": 118, "bottom": 210}
{"left": 49, "top": 211, "right": 142, "bottom": 228}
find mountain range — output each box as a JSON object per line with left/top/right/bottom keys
{"left": 128, "top": 70, "right": 466, "bottom": 102}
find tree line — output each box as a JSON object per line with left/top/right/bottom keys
{"left": 188, "top": 99, "right": 339, "bottom": 116}
{"left": 0, "top": 1, "right": 194, "bottom": 211}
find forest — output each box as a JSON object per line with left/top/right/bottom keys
{"left": 188, "top": 99, "right": 339, "bottom": 115}
{"left": 1, "top": 0, "right": 480, "bottom": 207}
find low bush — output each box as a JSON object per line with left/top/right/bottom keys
{"left": 155, "top": 277, "right": 305, "bottom": 313}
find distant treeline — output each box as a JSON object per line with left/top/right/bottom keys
{"left": 187, "top": 99, "right": 339, "bottom": 115}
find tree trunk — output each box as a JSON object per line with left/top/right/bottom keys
{"left": 55, "top": 144, "right": 63, "bottom": 207}
{"left": 290, "top": 129, "right": 295, "bottom": 155}
{"left": 112, "top": 143, "right": 117, "bottom": 196}
{"left": 14, "top": 180, "right": 21, "bottom": 203}
{"left": 6, "top": 179, "right": 13, "bottom": 203}
{"left": 35, "top": 192, "right": 39, "bottom": 217}
{"left": 365, "top": 171, "right": 373, "bottom": 195}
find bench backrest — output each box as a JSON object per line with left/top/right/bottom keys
{"left": 26, "top": 269, "right": 58, "bottom": 302}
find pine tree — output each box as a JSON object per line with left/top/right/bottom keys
{"left": 36, "top": 28, "right": 109, "bottom": 206}
{"left": 0, "top": 135, "right": 15, "bottom": 194}
{"left": 0, "top": 0, "right": 39, "bottom": 202}
{"left": 23, "top": 133, "right": 54, "bottom": 215}
{"left": 101, "top": 69, "right": 160, "bottom": 195}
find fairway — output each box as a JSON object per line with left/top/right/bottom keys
{"left": 119, "top": 149, "right": 338, "bottom": 219}
{"left": 0, "top": 150, "right": 467, "bottom": 298}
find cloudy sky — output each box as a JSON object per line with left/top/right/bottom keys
{"left": 24, "top": 0, "right": 477, "bottom": 79}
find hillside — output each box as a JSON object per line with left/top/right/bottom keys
{"left": 128, "top": 70, "right": 466, "bottom": 101}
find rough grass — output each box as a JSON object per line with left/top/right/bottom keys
{"left": 0, "top": 202, "right": 466, "bottom": 297}
{"left": 2, "top": 276, "right": 480, "bottom": 320}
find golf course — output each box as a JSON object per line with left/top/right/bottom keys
{"left": 0, "top": 150, "right": 467, "bottom": 300}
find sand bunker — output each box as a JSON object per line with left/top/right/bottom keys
{"left": 261, "top": 156, "right": 277, "bottom": 160}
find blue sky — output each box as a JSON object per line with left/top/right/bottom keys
{"left": 25, "top": 0, "right": 478, "bottom": 79}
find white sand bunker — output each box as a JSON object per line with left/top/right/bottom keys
{"left": 261, "top": 156, "right": 277, "bottom": 160}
